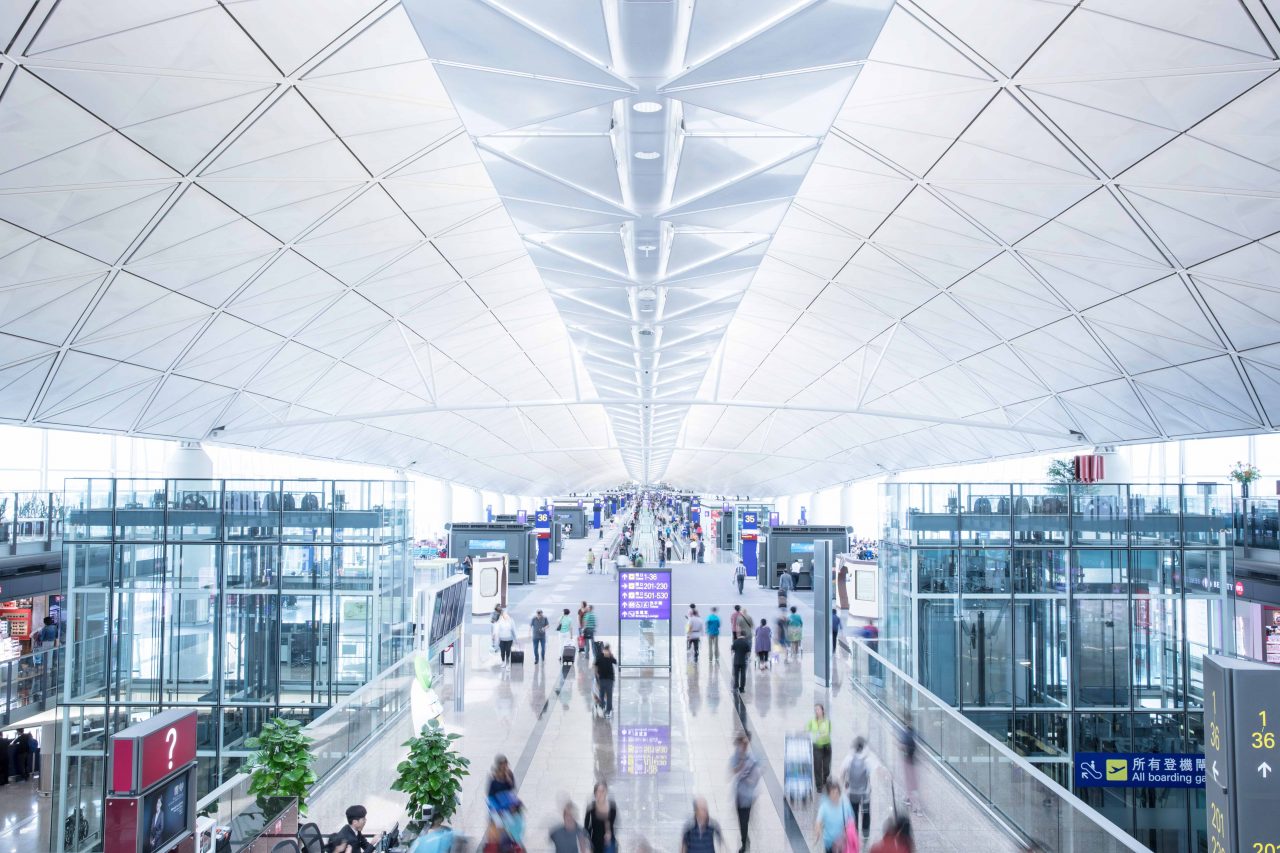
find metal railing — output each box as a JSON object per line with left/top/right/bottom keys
{"left": 0, "top": 490, "right": 65, "bottom": 555}
{"left": 847, "top": 639, "right": 1149, "bottom": 853}
{"left": 0, "top": 645, "right": 61, "bottom": 725}
{"left": 196, "top": 653, "right": 415, "bottom": 851}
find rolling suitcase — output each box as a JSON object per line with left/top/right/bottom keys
{"left": 561, "top": 643, "right": 576, "bottom": 664}
{"left": 784, "top": 734, "right": 814, "bottom": 803}
{"left": 509, "top": 648, "right": 525, "bottom": 665}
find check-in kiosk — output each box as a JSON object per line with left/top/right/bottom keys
{"left": 553, "top": 504, "right": 587, "bottom": 538}
{"left": 717, "top": 508, "right": 735, "bottom": 551}
{"left": 763, "top": 525, "right": 851, "bottom": 590}
{"left": 448, "top": 522, "right": 535, "bottom": 584}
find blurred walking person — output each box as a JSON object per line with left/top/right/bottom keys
{"left": 807, "top": 703, "right": 832, "bottom": 790}
{"left": 583, "top": 782, "right": 618, "bottom": 853}
{"left": 550, "top": 803, "right": 588, "bottom": 853}
{"left": 899, "top": 720, "right": 921, "bottom": 814}
{"left": 840, "top": 737, "right": 872, "bottom": 844}
{"left": 729, "top": 734, "right": 759, "bottom": 852}
{"left": 731, "top": 631, "right": 751, "bottom": 692}
{"left": 680, "top": 797, "right": 723, "bottom": 853}
{"left": 706, "top": 607, "right": 721, "bottom": 664}
{"left": 686, "top": 607, "right": 704, "bottom": 663}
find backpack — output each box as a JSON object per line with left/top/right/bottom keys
{"left": 843, "top": 753, "right": 870, "bottom": 796}
{"left": 302, "top": 493, "right": 319, "bottom": 511}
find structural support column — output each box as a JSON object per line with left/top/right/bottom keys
{"left": 840, "top": 483, "right": 855, "bottom": 527}
{"left": 814, "top": 538, "right": 833, "bottom": 687}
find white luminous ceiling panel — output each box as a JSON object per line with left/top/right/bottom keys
{"left": 0, "top": 0, "right": 1278, "bottom": 496}
{"left": 403, "top": 0, "right": 896, "bottom": 484}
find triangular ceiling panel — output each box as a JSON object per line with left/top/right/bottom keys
{"left": 0, "top": 0, "right": 1272, "bottom": 496}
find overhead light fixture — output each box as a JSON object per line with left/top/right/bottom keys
{"left": 637, "top": 243, "right": 657, "bottom": 253}
{"left": 632, "top": 101, "right": 663, "bottom": 113}
{"left": 634, "top": 151, "right": 660, "bottom": 160}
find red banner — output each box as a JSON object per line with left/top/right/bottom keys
{"left": 1074, "top": 454, "right": 1104, "bottom": 483}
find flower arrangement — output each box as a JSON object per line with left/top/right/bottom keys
{"left": 1230, "top": 461, "right": 1261, "bottom": 486}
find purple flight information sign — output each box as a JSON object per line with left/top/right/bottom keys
{"left": 619, "top": 571, "right": 671, "bottom": 620}
{"left": 618, "top": 726, "right": 671, "bottom": 774}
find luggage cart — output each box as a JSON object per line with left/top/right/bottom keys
{"left": 784, "top": 734, "right": 814, "bottom": 803}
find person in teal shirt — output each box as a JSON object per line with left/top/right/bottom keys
{"left": 705, "top": 607, "right": 721, "bottom": 664}
{"left": 814, "top": 781, "right": 853, "bottom": 852}
{"left": 786, "top": 606, "right": 803, "bottom": 660}
{"left": 409, "top": 817, "right": 454, "bottom": 853}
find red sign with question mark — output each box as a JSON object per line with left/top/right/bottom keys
{"left": 110, "top": 709, "right": 197, "bottom": 795}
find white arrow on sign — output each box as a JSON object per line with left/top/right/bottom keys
{"left": 1261, "top": 762, "right": 1273, "bottom": 778}
{"left": 1213, "top": 761, "right": 1222, "bottom": 785}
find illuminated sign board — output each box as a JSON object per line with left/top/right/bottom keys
{"left": 1204, "top": 655, "right": 1280, "bottom": 853}
{"left": 619, "top": 570, "right": 671, "bottom": 621}
{"left": 619, "top": 726, "right": 670, "bottom": 774}
{"left": 467, "top": 539, "right": 507, "bottom": 550}
{"left": 1075, "top": 753, "right": 1204, "bottom": 788}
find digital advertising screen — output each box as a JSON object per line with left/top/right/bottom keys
{"left": 140, "top": 769, "right": 191, "bottom": 853}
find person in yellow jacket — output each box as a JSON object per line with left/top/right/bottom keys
{"left": 806, "top": 703, "right": 833, "bottom": 791}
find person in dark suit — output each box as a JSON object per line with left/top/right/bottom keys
{"left": 330, "top": 805, "right": 378, "bottom": 853}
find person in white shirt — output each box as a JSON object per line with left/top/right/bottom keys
{"left": 492, "top": 609, "right": 517, "bottom": 669}
{"left": 686, "top": 607, "right": 704, "bottom": 663}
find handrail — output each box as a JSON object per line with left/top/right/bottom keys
{"left": 848, "top": 638, "right": 1149, "bottom": 853}
{"left": 0, "top": 644, "right": 61, "bottom": 725}
{"left": 198, "top": 653, "right": 415, "bottom": 813}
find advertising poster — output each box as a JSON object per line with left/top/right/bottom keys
{"left": 1265, "top": 607, "right": 1280, "bottom": 665}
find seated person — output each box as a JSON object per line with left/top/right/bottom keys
{"left": 409, "top": 815, "right": 454, "bottom": 853}
{"left": 330, "top": 805, "right": 379, "bottom": 853}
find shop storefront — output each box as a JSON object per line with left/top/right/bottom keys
{"left": 1232, "top": 575, "right": 1280, "bottom": 665}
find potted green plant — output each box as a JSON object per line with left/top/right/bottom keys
{"left": 244, "top": 717, "right": 317, "bottom": 818}
{"left": 391, "top": 719, "right": 470, "bottom": 837}
{"left": 1230, "top": 461, "right": 1261, "bottom": 498}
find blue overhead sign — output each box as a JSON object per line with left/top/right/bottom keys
{"left": 1075, "top": 753, "right": 1205, "bottom": 788}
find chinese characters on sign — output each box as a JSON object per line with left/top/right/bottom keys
{"left": 618, "top": 726, "right": 670, "bottom": 774}
{"left": 1075, "top": 753, "right": 1206, "bottom": 788}
{"left": 619, "top": 571, "right": 671, "bottom": 621}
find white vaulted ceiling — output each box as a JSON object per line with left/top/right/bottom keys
{"left": 402, "top": 0, "right": 895, "bottom": 484}
{"left": 1, "top": 1, "right": 1279, "bottom": 495}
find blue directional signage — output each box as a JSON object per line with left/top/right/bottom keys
{"left": 1075, "top": 753, "right": 1205, "bottom": 788}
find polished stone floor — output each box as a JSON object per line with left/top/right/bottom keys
{"left": 0, "top": 778, "right": 48, "bottom": 853}
{"left": 311, "top": 513, "right": 1019, "bottom": 853}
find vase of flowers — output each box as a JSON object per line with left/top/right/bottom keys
{"left": 1230, "top": 461, "right": 1261, "bottom": 499}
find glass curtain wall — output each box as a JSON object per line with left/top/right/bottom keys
{"left": 881, "top": 482, "right": 1234, "bottom": 852}
{"left": 56, "top": 478, "right": 410, "bottom": 852}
